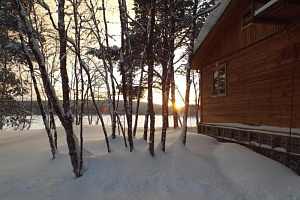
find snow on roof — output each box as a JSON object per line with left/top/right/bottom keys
{"left": 194, "top": 0, "right": 232, "bottom": 52}
{"left": 254, "top": 0, "right": 279, "bottom": 16}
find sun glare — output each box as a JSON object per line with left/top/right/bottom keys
{"left": 175, "top": 101, "right": 185, "bottom": 109}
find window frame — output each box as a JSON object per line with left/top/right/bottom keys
{"left": 211, "top": 63, "right": 226, "bottom": 98}
{"left": 241, "top": 7, "right": 253, "bottom": 31}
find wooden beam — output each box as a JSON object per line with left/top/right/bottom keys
{"left": 283, "top": 0, "right": 300, "bottom": 5}
{"left": 248, "top": 132, "right": 251, "bottom": 145}
{"left": 273, "top": 136, "right": 278, "bottom": 149}
{"left": 200, "top": 68, "right": 203, "bottom": 123}
{"left": 271, "top": 135, "right": 274, "bottom": 150}
{"left": 285, "top": 137, "right": 290, "bottom": 153}
{"left": 250, "top": 0, "right": 270, "bottom": 3}
{"left": 251, "top": 2, "right": 255, "bottom": 23}
{"left": 251, "top": 0, "right": 300, "bottom": 4}
{"left": 253, "top": 17, "right": 289, "bottom": 24}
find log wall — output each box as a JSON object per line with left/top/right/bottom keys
{"left": 192, "top": 1, "right": 285, "bottom": 68}
{"left": 197, "top": 1, "right": 300, "bottom": 128}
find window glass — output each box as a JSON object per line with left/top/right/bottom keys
{"left": 219, "top": 67, "right": 226, "bottom": 94}
{"left": 212, "top": 64, "right": 226, "bottom": 96}
{"left": 213, "top": 70, "right": 219, "bottom": 95}
{"left": 241, "top": 8, "right": 252, "bottom": 30}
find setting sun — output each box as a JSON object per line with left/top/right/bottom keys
{"left": 175, "top": 101, "right": 185, "bottom": 109}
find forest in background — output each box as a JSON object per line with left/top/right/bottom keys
{"left": 0, "top": 0, "right": 219, "bottom": 177}
{"left": 18, "top": 100, "right": 199, "bottom": 116}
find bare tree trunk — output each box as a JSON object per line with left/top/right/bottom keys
{"left": 161, "top": 0, "right": 174, "bottom": 152}
{"left": 79, "top": 36, "right": 85, "bottom": 176}
{"left": 133, "top": 47, "right": 147, "bottom": 137}
{"left": 74, "top": 57, "right": 111, "bottom": 153}
{"left": 79, "top": 86, "right": 84, "bottom": 175}
{"left": 168, "top": 0, "right": 178, "bottom": 129}
{"left": 96, "top": 87, "right": 100, "bottom": 125}
{"left": 160, "top": 1, "right": 169, "bottom": 129}
{"left": 171, "top": 67, "right": 178, "bottom": 128}
{"left": 87, "top": 93, "right": 92, "bottom": 125}
{"left": 71, "top": 0, "right": 84, "bottom": 175}
{"left": 48, "top": 66, "right": 58, "bottom": 145}
{"left": 48, "top": 100, "right": 58, "bottom": 149}
{"left": 19, "top": 64, "right": 26, "bottom": 131}
{"left": 102, "top": 60, "right": 115, "bottom": 134}
{"left": 197, "top": 72, "right": 201, "bottom": 124}
{"left": 192, "top": 71, "right": 200, "bottom": 126}
{"left": 15, "top": 0, "right": 80, "bottom": 177}
{"left": 0, "top": 48, "right": 6, "bottom": 130}
{"left": 74, "top": 56, "right": 79, "bottom": 125}
{"left": 101, "top": 0, "right": 116, "bottom": 139}
{"left": 118, "top": 0, "right": 134, "bottom": 151}
{"left": 161, "top": 61, "right": 169, "bottom": 129}
{"left": 86, "top": 67, "right": 112, "bottom": 152}
{"left": 18, "top": 22, "right": 56, "bottom": 158}
{"left": 85, "top": 0, "right": 118, "bottom": 139}
{"left": 57, "top": 0, "right": 81, "bottom": 176}
{"left": 161, "top": 58, "right": 171, "bottom": 152}
{"left": 116, "top": 113, "right": 127, "bottom": 148}
{"left": 65, "top": 6, "right": 111, "bottom": 153}
{"left": 148, "top": 0, "right": 156, "bottom": 156}
{"left": 143, "top": 103, "right": 149, "bottom": 141}
{"left": 182, "top": 0, "right": 198, "bottom": 145}
{"left": 27, "top": 78, "right": 33, "bottom": 130}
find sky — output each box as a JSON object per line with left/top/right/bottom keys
{"left": 36, "top": 0, "right": 196, "bottom": 109}
{"left": 106, "top": 0, "right": 197, "bottom": 108}
{"left": 95, "top": 0, "right": 197, "bottom": 108}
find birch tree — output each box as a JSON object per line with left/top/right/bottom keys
{"left": 101, "top": 0, "right": 117, "bottom": 139}
{"left": 147, "top": 0, "right": 156, "bottom": 156}
{"left": 182, "top": 0, "right": 220, "bottom": 144}
{"left": 15, "top": 0, "right": 81, "bottom": 177}
{"left": 118, "top": 0, "right": 134, "bottom": 151}
{"left": 18, "top": 22, "right": 56, "bottom": 158}
{"left": 182, "top": 0, "right": 197, "bottom": 145}
{"left": 68, "top": 0, "right": 111, "bottom": 153}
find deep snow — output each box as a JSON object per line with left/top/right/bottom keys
{"left": 0, "top": 125, "right": 299, "bottom": 200}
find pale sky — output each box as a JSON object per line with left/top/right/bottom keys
{"left": 39, "top": 0, "right": 196, "bottom": 109}
{"left": 103, "top": 0, "right": 192, "bottom": 108}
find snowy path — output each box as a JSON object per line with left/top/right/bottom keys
{"left": 0, "top": 126, "right": 299, "bottom": 200}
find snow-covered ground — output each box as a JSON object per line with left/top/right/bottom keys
{"left": 3, "top": 115, "right": 197, "bottom": 130}
{"left": 0, "top": 125, "right": 299, "bottom": 200}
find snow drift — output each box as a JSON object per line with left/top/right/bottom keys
{"left": 0, "top": 125, "right": 299, "bottom": 200}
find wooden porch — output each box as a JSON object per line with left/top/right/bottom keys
{"left": 198, "top": 123, "right": 300, "bottom": 174}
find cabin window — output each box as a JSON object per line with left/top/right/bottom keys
{"left": 241, "top": 8, "right": 252, "bottom": 30}
{"left": 212, "top": 64, "right": 226, "bottom": 97}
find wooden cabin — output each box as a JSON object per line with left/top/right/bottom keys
{"left": 192, "top": 0, "right": 300, "bottom": 174}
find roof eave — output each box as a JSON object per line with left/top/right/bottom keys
{"left": 192, "top": 0, "right": 233, "bottom": 69}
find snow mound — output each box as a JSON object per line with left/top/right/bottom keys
{"left": 0, "top": 126, "right": 299, "bottom": 200}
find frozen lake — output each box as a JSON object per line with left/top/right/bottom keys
{"left": 4, "top": 115, "right": 197, "bottom": 130}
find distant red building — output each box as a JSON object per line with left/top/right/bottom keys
{"left": 102, "top": 107, "right": 109, "bottom": 114}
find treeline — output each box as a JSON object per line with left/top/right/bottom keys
{"left": 21, "top": 100, "right": 198, "bottom": 116}
{"left": 1, "top": 0, "right": 219, "bottom": 177}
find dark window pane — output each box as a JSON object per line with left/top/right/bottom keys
{"left": 213, "top": 70, "right": 219, "bottom": 95}
{"left": 219, "top": 67, "right": 226, "bottom": 94}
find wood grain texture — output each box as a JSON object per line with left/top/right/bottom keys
{"left": 194, "top": 0, "right": 300, "bottom": 128}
